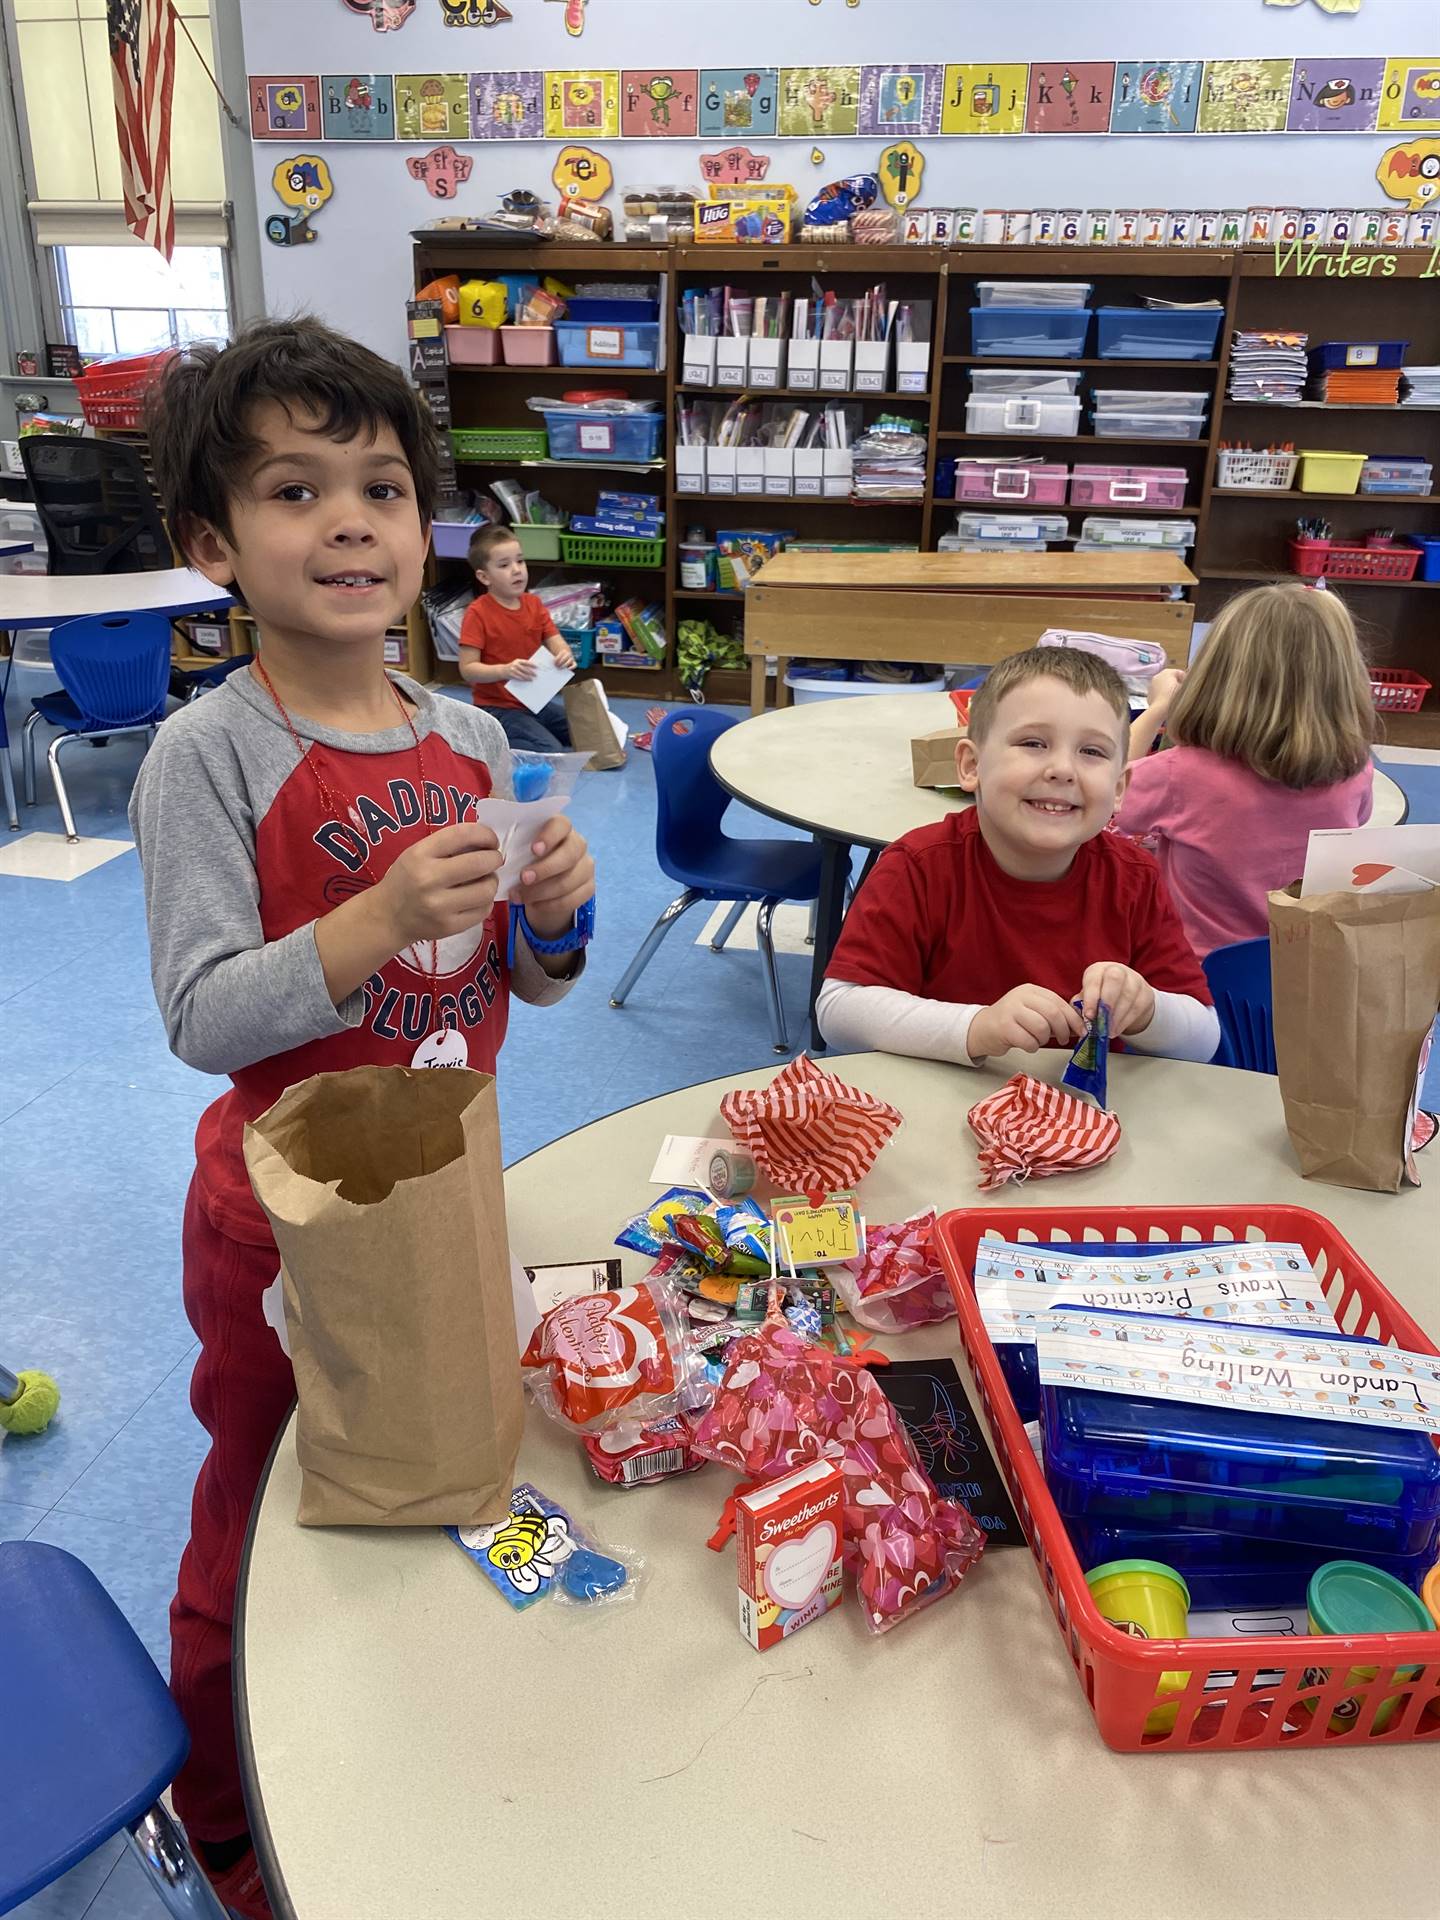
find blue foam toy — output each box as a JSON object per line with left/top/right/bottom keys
{"left": 511, "top": 758, "right": 553, "bottom": 803}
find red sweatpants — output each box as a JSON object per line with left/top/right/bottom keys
{"left": 170, "top": 1174, "right": 293, "bottom": 1844}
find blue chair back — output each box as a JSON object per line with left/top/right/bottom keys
{"left": 1203, "top": 936, "right": 1275, "bottom": 1073}
{"left": 652, "top": 707, "right": 738, "bottom": 887}
{"left": 48, "top": 612, "right": 172, "bottom": 730}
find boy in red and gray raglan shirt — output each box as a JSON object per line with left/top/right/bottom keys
{"left": 130, "top": 320, "right": 595, "bottom": 1920}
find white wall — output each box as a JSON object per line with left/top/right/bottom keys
{"left": 238, "top": 0, "right": 1439, "bottom": 364}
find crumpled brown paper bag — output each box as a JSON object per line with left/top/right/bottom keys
{"left": 244, "top": 1065, "right": 523, "bottom": 1527}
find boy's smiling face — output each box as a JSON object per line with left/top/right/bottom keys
{"left": 956, "top": 674, "right": 1129, "bottom": 880}
{"left": 186, "top": 400, "right": 428, "bottom": 648}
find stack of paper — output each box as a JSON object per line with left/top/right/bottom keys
{"left": 1308, "top": 365, "right": 1402, "bottom": 405}
{"left": 1402, "top": 365, "right": 1440, "bottom": 406}
{"left": 1227, "top": 328, "right": 1307, "bottom": 405}
{"left": 851, "top": 419, "right": 927, "bottom": 499}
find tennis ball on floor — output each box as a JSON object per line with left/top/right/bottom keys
{"left": 0, "top": 1370, "right": 61, "bottom": 1435}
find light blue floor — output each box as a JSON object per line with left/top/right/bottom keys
{"left": 2, "top": 679, "right": 1438, "bottom": 1917}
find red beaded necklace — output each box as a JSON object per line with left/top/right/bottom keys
{"left": 251, "top": 658, "right": 439, "bottom": 988}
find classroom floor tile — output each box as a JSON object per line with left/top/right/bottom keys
{"left": 0, "top": 833, "right": 134, "bottom": 882}
{"left": 696, "top": 900, "right": 816, "bottom": 955}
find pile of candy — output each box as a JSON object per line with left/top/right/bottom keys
{"left": 831, "top": 1209, "right": 956, "bottom": 1335}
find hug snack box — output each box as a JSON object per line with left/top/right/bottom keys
{"left": 737, "top": 1457, "right": 845, "bottom": 1650}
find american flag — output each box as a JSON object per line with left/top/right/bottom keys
{"left": 107, "top": 0, "right": 176, "bottom": 259}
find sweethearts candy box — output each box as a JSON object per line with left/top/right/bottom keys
{"left": 736, "top": 1458, "right": 844, "bottom": 1651}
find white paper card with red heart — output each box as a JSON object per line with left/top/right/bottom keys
{"left": 1301, "top": 824, "right": 1440, "bottom": 897}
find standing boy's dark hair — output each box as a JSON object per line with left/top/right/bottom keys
{"left": 146, "top": 316, "right": 442, "bottom": 557}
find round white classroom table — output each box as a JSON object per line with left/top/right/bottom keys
{"left": 0, "top": 565, "right": 232, "bottom": 630}
{"left": 708, "top": 692, "right": 1408, "bottom": 1049}
{"left": 237, "top": 1050, "right": 1440, "bottom": 1920}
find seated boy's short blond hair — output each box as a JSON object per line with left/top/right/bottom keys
{"left": 967, "top": 645, "right": 1130, "bottom": 743}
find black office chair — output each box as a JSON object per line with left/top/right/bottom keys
{"left": 20, "top": 434, "right": 171, "bottom": 577}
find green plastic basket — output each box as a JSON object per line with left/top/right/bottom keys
{"left": 513, "top": 522, "right": 563, "bottom": 559}
{"left": 558, "top": 533, "right": 666, "bottom": 569}
{"left": 450, "top": 427, "right": 548, "bottom": 461}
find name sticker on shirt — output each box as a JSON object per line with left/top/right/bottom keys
{"left": 1034, "top": 1313, "right": 1440, "bottom": 1434}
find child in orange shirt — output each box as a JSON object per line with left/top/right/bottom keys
{"left": 458, "top": 524, "right": 576, "bottom": 751}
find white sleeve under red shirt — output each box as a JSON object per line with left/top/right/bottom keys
{"left": 818, "top": 809, "right": 1216, "bottom": 1067}
{"left": 129, "top": 670, "right": 579, "bottom": 1245}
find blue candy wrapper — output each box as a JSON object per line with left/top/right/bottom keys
{"left": 1061, "top": 999, "right": 1110, "bottom": 1110}
{"left": 447, "top": 1483, "right": 630, "bottom": 1611}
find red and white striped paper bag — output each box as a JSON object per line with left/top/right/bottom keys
{"left": 720, "top": 1056, "right": 904, "bottom": 1207}
{"left": 966, "top": 1074, "right": 1121, "bottom": 1193}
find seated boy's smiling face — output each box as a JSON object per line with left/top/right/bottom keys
{"left": 189, "top": 400, "right": 428, "bottom": 647}
{"left": 956, "top": 674, "right": 1129, "bottom": 882}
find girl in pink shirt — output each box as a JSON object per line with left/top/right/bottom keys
{"left": 1114, "top": 582, "right": 1377, "bottom": 960}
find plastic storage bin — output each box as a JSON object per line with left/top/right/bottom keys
{"left": 1090, "top": 408, "right": 1206, "bottom": 441}
{"left": 1069, "top": 466, "right": 1188, "bottom": 508}
{"left": 976, "top": 282, "right": 1092, "bottom": 308}
{"left": 1079, "top": 517, "right": 1196, "bottom": 548}
{"left": 1361, "top": 458, "right": 1433, "bottom": 497}
{"left": 1311, "top": 340, "right": 1408, "bottom": 371}
{"left": 1094, "top": 307, "right": 1223, "bottom": 361}
{"left": 74, "top": 348, "right": 175, "bottom": 429}
{"left": 431, "top": 520, "right": 481, "bottom": 561}
{"left": 1296, "top": 450, "right": 1367, "bottom": 494}
{"left": 936, "top": 1200, "right": 1440, "bottom": 1752}
{"left": 970, "top": 309, "right": 1090, "bottom": 359}
{"left": 1091, "top": 390, "right": 1208, "bottom": 417}
{"left": 450, "top": 427, "right": 548, "bottom": 461}
{"left": 512, "top": 522, "right": 563, "bottom": 560}
{"left": 966, "top": 394, "right": 1082, "bottom": 436}
{"left": 555, "top": 319, "right": 660, "bottom": 370}
{"left": 500, "top": 326, "right": 557, "bottom": 367}
{"left": 445, "top": 325, "right": 501, "bottom": 367}
{"left": 1065, "top": 1521, "right": 1437, "bottom": 1612}
{"left": 1215, "top": 449, "right": 1299, "bottom": 491}
{"left": 1041, "top": 1384, "right": 1440, "bottom": 1557}
{"left": 558, "top": 531, "right": 665, "bottom": 568}
{"left": 1369, "top": 668, "right": 1432, "bottom": 713}
{"left": 540, "top": 410, "right": 664, "bottom": 464}
{"left": 956, "top": 511, "right": 1070, "bottom": 544}
{"left": 556, "top": 626, "right": 597, "bottom": 669}
{"left": 1405, "top": 534, "right": 1440, "bottom": 582}
{"left": 1288, "top": 539, "right": 1421, "bottom": 582}
{"left": 955, "top": 460, "right": 1070, "bottom": 504}
{"left": 970, "top": 368, "right": 1083, "bottom": 395}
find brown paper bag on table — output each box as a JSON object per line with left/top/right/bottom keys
{"left": 911, "top": 728, "right": 964, "bottom": 791}
{"left": 563, "top": 677, "right": 626, "bottom": 770}
{"left": 243, "top": 1066, "right": 523, "bottom": 1527}
{"left": 1268, "top": 884, "right": 1440, "bottom": 1193}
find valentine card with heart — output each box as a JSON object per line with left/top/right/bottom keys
{"left": 1301, "top": 824, "right": 1440, "bottom": 898}
{"left": 736, "top": 1458, "right": 844, "bottom": 1651}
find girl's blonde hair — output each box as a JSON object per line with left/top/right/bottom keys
{"left": 1167, "top": 582, "right": 1375, "bottom": 790}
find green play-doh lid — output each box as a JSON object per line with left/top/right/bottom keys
{"left": 1307, "top": 1560, "right": 1435, "bottom": 1636}
{"left": 1085, "top": 1559, "right": 1191, "bottom": 1605}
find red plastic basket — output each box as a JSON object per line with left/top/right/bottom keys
{"left": 1288, "top": 538, "right": 1422, "bottom": 583}
{"left": 1369, "top": 668, "right": 1432, "bottom": 714}
{"left": 936, "top": 1203, "right": 1440, "bottom": 1754}
{"left": 74, "top": 349, "right": 176, "bottom": 430}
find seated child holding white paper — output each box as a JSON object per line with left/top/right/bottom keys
{"left": 818, "top": 646, "right": 1219, "bottom": 1066}
{"left": 458, "top": 524, "right": 576, "bottom": 753}
{"left": 1116, "top": 582, "right": 1375, "bottom": 960}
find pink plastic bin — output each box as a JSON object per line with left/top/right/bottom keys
{"left": 500, "top": 325, "right": 557, "bottom": 367}
{"left": 955, "top": 460, "right": 1069, "bottom": 505}
{"left": 1068, "top": 465, "right": 1188, "bottom": 509}
{"left": 445, "top": 325, "right": 501, "bottom": 367}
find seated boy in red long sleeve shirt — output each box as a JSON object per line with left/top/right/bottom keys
{"left": 818, "top": 645, "right": 1219, "bottom": 1067}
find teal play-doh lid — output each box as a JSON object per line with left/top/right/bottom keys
{"left": 1307, "top": 1560, "right": 1434, "bottom": 1637}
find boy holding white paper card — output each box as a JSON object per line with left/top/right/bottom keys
{"left": 460, "top": 524, "right": 576, "bottom": 752}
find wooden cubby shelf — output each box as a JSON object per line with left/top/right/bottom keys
{"left": 412, "top": 235, "right": 1440, "bottom": 706}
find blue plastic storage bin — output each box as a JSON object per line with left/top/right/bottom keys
{"left": 1094, "top": 307, "right": 1223, "bottom": 361}
{"left": 1404, "top": 533, "right": 1440, "bottom": 582}
{"left": 1310, "top": 339, "right": 1407, "bottom": 372}
{"left": 970, "top": 307, "right": 1090, "bottom": 359}
{"left": 555, "top": 320, "right": 661, "bottom": 370}
{"left": 540, "top": 410, "right": 664, "bottom": 464}
{"left": 1063, "top": 1519, "right": 1438, "bottom": 1610}
{"left": 1042, "top": 1383, "right": 1440, "bottom": 1556}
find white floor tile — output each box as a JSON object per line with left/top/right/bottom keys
{"left": 696, "top": 901, "right": 814, "bottom": 955}
{"left": 0, "top": 832, "right": 133, "bottom": 881}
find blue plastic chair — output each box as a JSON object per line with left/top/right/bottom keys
{"left": 1203, "top": 937, "right": 1275, "bottom": 1073}
{"left": 610, "top": 709, "right": 825, "bottom": 1054}
{"left": 0, "top": 687, "right": 17, "bottom": 832}
{"left": 21, "top": 612, "right": 172, "bottom": 843}
{"left": 0, "top": 1541, "right": 228, "bottom": 1916}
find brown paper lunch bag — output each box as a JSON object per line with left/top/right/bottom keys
{"left": 1269, "top": 883, "right": 1440, "bottom": 1193}
{"left": 563, "top": 677, "right": 626, "bottom": 770}
{"left": 243, "top": 1065, "right": 523, "bottom": 1527}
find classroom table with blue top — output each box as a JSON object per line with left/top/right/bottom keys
{"left": 237, "top": 1050, "right": 1439, "bottom": 1920}
{"left": 709, "top": 692, "right": 1408, "bottom": 1051}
